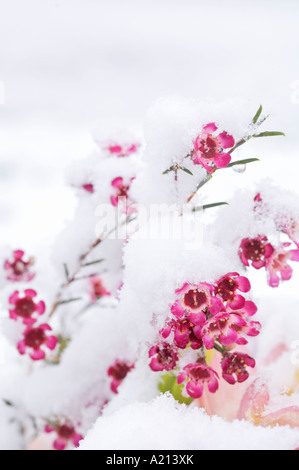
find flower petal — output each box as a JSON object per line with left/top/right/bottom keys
{"left": 9, "top": 291, "right": 19, "bottom": 304}
{"left": 236, "top": 276, "right": 251, "bottom": 293}
{"left": 46, "top": 336, "right": 58, "bottom": 351}
{"left": 203, "top": 123, "right": 218, "bottom": 133}
{"left": 13, "top": 250, "right": 25, "bottom": 260}
{"left": 30, "top": 349, "right": 46, "bottom": 361}
{"left": 36, "top": 301, "right": 46, "bottom": 315}
{"left": 213, "top": 152, "right": 231, "bottom": 169}
{"left": 24, "top": 289, "right": 37, "bottom": 298}
{"left": 217, "top": 132, "right": 235, "bottom": 149}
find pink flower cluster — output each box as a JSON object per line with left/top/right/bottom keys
{"left": 74, "top": 141, "right": 140, "bottom": 195}
{"left": 110, "top": 176, "right": 136, "bottom": 215}
{"left": 105, "top": 142, "right": 140, "bottom": 158}
{"left": 4, "top": 249, "right": 35, "bottom": 282}
{"left": 45, "top": 421, "right": 83, "bottom": 450}
{"left": 107, "top": 359, "right": 134, "bottom": 393}
{"left": 4, "top": 250, "right": 57, "bottom": 360}
{"left": 239, "top": 195, "right": 299, "bottom": 287}
{"left": 149, "top": 273, "right": 259, "bottom": 399}
{"left": 191, "top": 123, "right": 235, "bottom": 173}
{"left": 88, "top": 275, "right": 110, "bottom": 303}
{"left": 8, "top": 289, "right": 57, "bottom": 360}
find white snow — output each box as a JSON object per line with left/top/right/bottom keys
{"left": 0, "top": 0, "right": 299, "bottom": 452}
{"left": 79, "top": 394, "right": 299, "bottom": 451}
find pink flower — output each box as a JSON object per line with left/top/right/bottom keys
{"left": 81, "top": 183, "right": 94, "bottom": 193}
{"left": 239, "top": 379, "right": 299, "bottom": 429}
{"left": 221, "top": 352, "right": 256, "bottom": 385}
{"left": 108, "top": 360, "right": 134, "bottom": 393}
{"left": 265, "top": 243, "right": 299, "bottom": 287}
{"left": 172, "top": 282, "right": 223, "bottom": 324}
{"left": 198, "top": 346, "right": 299, "bottom": 433}
{"left": 215, "top": 272, "right": 251, "bottom": 310}
{"left": 253, "top": 192, "right": 263, "bottom": 211}
{"left": 201, "top": 312, "right": 261, "bottom": 350}
{"left": 149, "top": 342, "right": 179, "bottom": 372}
{"left": 17, "top": 324, "right": 57, "bottom": 360}
{"left": 110, "top": 177, "right": 131, "bottom": 205}
{"left": 45, "top": 422, "right": 83, "bottom": 450}
{"left": 233, "top": 300, "right": 258, "bottom": 317}
{"left": 192, "top": 123, "right": 234, "bottom": 173}
{"left": 4, "top": 250, "right": 35, "bottom": 282}
{"left": 9, "top": 289, "right": 45, "bottom": 325}
{"left": 105, "top": 143, "right": 140, "bottom": 157}
{"left": 89, "top": 276, "right": 110, "bottom": 302}
{"left": 177, "top": 362, "right": 219, "bottom": 399}
{"left": 72, "top": 182, "right": 95, "bottom": 194}
{"left": 239, "top": 236, "right": 274, "bottom": 269}
{"left": 161, "top": 318, "right": 203, "bottom": 350}
{"left": 110, "top": 176, "right": 135, "bottom": 215}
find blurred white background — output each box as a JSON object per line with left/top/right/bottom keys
{"left": 0, "top": 0, "right": 298, "bottom": 252}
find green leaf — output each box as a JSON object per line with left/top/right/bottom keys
{"left": 252, "top": 105, "right": 263, "bottom": 124}
{"left": 82, "top": 258, "right": 105, "bottom": 267}
{"left": 57, "top": 297, "right": 82, "bottom": 306}
{"left": 193, "top": 202, "right": 228, "bottom": 212}
{"left": 3, "top": 399, "right": 13, "bottom": 407}
{"left": 158, "top": 373, "right": 193, "bottom": 405}
{"left": 203, "top": 202, "right": 228, "bottom": 210}
{"left": 63, "top": 263, "right": 69, "bottom": 281}
{"left": 162, "top": 165, "right": 176, "bottom": 175}
{"left": 196, "top": 174, "right": 213, "bottom": 191}
{"left": 57, "top": 336, "right": 71, "bottom": 356}
{"left": 180, "top": 167, "right": 193, "bottom": 176}
{"left": 226, "top": 158, "right": 260, "bottom": 168}
{"left": 159, "top": 373, "right": 176, "bottom": 394}
{"left": 253, "top": 131, "right": 285, "bottom": 138}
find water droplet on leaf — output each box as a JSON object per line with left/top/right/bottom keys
{"left": 233, "top": 164, "right": 247, "bottom": 174}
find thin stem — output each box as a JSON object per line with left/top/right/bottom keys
{"left": 186, "top": 173, "right": 214, "bottom": 204}
{"left": 48, "top": 235, "right": 104, "bottom": 318}
{"left": 48, "top": 215, "right": 134, "bottom": 318}
{"left": 229, "top": 137, "right": 250, "bottom": 154}
{"left": 174, "top": 167, "right": 178, "bottom": 182}
{"left": 213, "top": 342, "right": 226, "bottom": 355}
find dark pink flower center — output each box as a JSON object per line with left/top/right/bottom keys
{"left": 12, "top": 260, "right": 27, "bottom": 275}
{"left": 157, "top": 344, "right": 178, "bottom": 366}
{"left": 190, "top": 366, "right": 210, "bottom": 381}
{"left": 117, "top": 185, "right": 129, "bottom": 199}
{"left": 15, "top": 297, "right": 35, "bottom": 318}
{"left": 210, "top": 317, "right": 229, "bottom": 336}
{"left": 24, "top": 328, "right": 46, "bottom": 349}
{"left": 58, "top": 424, "right": 75, "bottom": 439}
{"left": 93, "top": 281, "right": 106, "bottom": 297}
{"left": 110, "top": 362, "right": 131, "bottom": 381}
{"left": 184, "top": 289, "right": 207, "bottom": 309}
{"left": 243, "top": 240, "right": 265, "bottom": 262}
{"left": 199, "top": 136, "right": 218, "bottom": 159}
{"left": 216, "top": 278, "right": 236, "bottom": 301}
{"left": 223, "top": 354, "right": 247, "bottom": 376}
